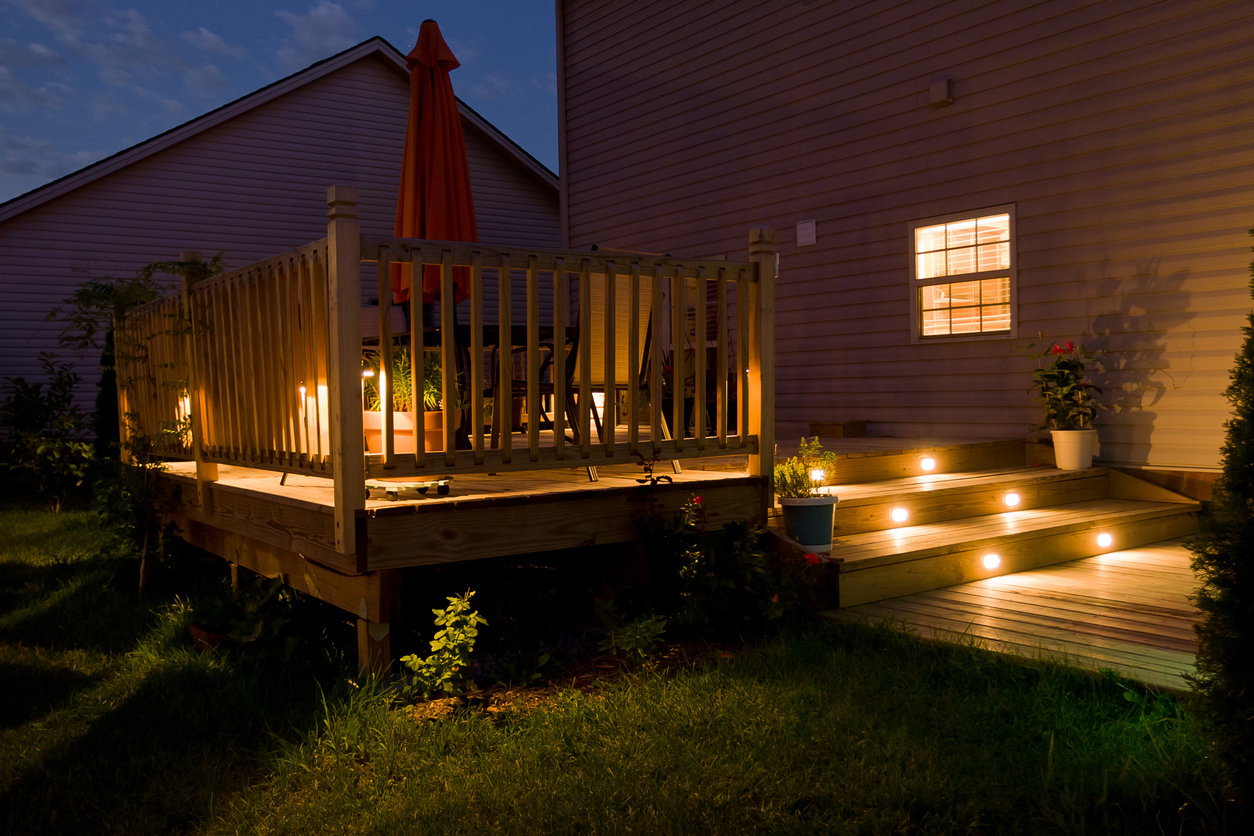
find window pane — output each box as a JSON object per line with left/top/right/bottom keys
{"left": 949, "top": 281, "right": 979, "bottom": 306}
{"left": 917, "top": 251, "right": 946, "bottom": 280}
{"left": 952, "top": 307, "right": 981, "bottom": 333}
{"left": 921, "top": 285, "right": 948, "bottom": 310}
{"left": 947, "top": 219, "right": 976, "bottom": 248}
{"left": 978, "top": 241, "right": 1009, "bottom": 271}
{"left": 916, "top": 224, "right": 946, "bottom": 253}
{"left": 982, "top": 304, "right": 1011, "bottom": 331}
{"left": 980, "top": 277, "right": 1009, "bottom": 304}
{"left": 921, "top": 309, "right": 950, "bottom": 336}
{"left": 948, "top": 247, "right": 976, "bottom": 275}
{"left": 976, "top": 214, "right": 1009, "bottom": 244}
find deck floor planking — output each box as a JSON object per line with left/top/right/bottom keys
{"left": 825, "top": 539, "right": 1200, "bottom": 691}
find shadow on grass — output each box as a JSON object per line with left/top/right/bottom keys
{"left": 0, "top": 661, "right": 100, "bottom": 729}
{"left": 0, "top": 656, "right": 332, "bottom": 835}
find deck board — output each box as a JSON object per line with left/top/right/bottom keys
{"left": 824, "top": 539, "right": 1200, "bottom": 691}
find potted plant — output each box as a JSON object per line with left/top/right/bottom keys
{"left": 774, "top": 437, "right": 840, "bottom": 551}
{"left": 1026, "top": 339, "right": 1103, "bottom": 470}
{"left": 363, "top": 348, "right": 447, "bottom": 453}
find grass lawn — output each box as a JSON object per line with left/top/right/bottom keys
{"left": 0, "top": 496, "right": 1228, "bottom": 834}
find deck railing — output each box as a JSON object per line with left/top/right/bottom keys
{"left": 119, "top": 186, "right": 775, "bottom": 556}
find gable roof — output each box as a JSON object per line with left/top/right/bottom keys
{"left": 0, "top": 36, "right": 556, "bottom": 224}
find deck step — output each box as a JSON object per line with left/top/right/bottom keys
{"left": 829, "top": 466, "right": 1110, "bottom": 535}
{"left": 833, "top": 498, "right": 1198, "bottom": 607}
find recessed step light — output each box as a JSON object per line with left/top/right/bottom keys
{"left": 919, "top": 456, "right": 936, "bottom": 472}
{"left": 890, "top": 508, "right": 909, "bottom": 523}
{"left": 1097, "top": 532, "right": 1113, "bottom": 549}
{"left": 1004, "top": 492, "right": 1021, "bottom": 507}
{"left": 983, "top": 553, "right": 1001, "bottom": 570}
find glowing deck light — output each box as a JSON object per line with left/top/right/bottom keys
{"left": 920, "top": 456, "right": 937, "bottom": 472}
{"left": 1004, "top": 492, "right": 1021, "bottom": 507}
{"left": 810, "top": 468, "right": 826, "bottom": 483}
{"left": 891, "top": 508, "right": 909, "bottom": 523}
{"left": 362, "top": 368, "right": 375, "bottom": 378}
{"left": 1097, "top": 532, "right": 1114, "bottom": 548}
{"left": 983, "top": 553, "right": 1002, "bottom": 570}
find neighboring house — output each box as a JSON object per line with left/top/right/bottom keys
{"left": 0, "top": 37, "right": 559, "bottom": 408}
{"left": 556, "top": 0, "right": 1254, "bottom": 477}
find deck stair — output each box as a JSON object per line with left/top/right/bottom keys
{"left": 769, "top": 440, "right": 1200, "bottom": 608}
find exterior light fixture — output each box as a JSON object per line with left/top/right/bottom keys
{"left": 1004, "top": 492, "right": 1020, "bottom": 507}
{"left": 891, "top": 508, "right": 909, "bottom": 523}
{"left": 810, "top": 467, "right": 826, "bottom": 483}
{"left": 362, "top": 368, "right": 375, "bottom": 378}
{"left": 983, "top": 553, "right": 1001, "bottom": 570}
{"left": 920, "top": 456, "right": 937, "bottom": 471}
{"left": 1097, "top": 532, "right": 1113, "bottom": 549}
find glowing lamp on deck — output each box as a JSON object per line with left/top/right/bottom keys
{"left": 983, "top": 553, "right": 1001, "bottom": 570}
{"left": 890, "top": 507, "right": 909, "bottom": 524}
{"left": 362, "top": 368, "right": 375, "bottom": 378}
{"left": 1004, "top": 492, "right": 1021, "bottom": 508}
{"left": 920, "top": 456, "right": 937, "bottom": 472}
{"left": 1097, "top": 532, "right": 1114, "bottom": 549}
{"left": 810, "top": 468, "right": 826, "bottom": 483}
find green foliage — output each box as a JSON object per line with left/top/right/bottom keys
{"left": 1023, "top": 339, "right": 1103, "bottom": 431}
{"left": 1187, "top": 228, "right": 1254, "bottom": 815}
{"left": 400, "top": 591, "right": 488, "bottom": 701}
{"left": 364, "top": 348, "right": 451, "bottom": 413}
{"left": 1, "top": 353, "right": 94, "bottom": 511}
{"left": 597, "top": 608, "right": 667, "bottom": 664}
{"left": 636, "top": 496, "right": 814, "bottom": 638}
{"left": 773, "top": 437, "right": 836, "bottom": 498}
{"left": 189, "top": 575, "right": 301, "bottom": 662}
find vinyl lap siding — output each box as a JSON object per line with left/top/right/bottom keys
{"left": 560, "top": 0, "right": 1254, "bottom": 469}
{"left": 0, "top": 53, "right": 558, "bottom": 409}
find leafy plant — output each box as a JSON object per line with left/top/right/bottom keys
{"left": 1024, "top": 339, "right": 1103, "bottom": 431}
{"left": 1, "top": 353, "right": 95, "bottom": 511}
{"left": 598, "top": 613, "right": 667, "bottom": 664}
{"left": 1187, "top": 228, "right": 1254, "bottom": 815}
{"left": 400, "top": 590, "right": 488, "bottom": 701}
{"left": 773, "top": 437, "right": 836, "bottom": 499}
{"left": 365, "top": 348, "right": 450, "bottom": 413}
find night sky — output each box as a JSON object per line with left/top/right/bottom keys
{"left": 0, "top": 0, "right": 558, "bottom": 204}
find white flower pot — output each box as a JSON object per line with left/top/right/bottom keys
{"left": 778, "top": 494, "right": 840, "bottom": 552}
{"left": 1051, "top": 428, "right": 1097, "bottom": 470}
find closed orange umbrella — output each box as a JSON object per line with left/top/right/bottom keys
{"left": 391, "top": 19, "right": 478, "bottom": 305}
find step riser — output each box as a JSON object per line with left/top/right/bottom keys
{"left": 829, "top": 440, "right": 1026, "bottom": 484}
{"left": 837, "top": 509, "right": 1197, "bottom": 608}
{"left": 833, "top": 473, "right": 1110, "bottom": 535}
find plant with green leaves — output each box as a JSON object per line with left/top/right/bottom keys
{"left": 599, "top": 613, "right": 667, "bottom": 664}
{"left": 1, "top": 353, "right": 95, "bottom": 512}
{"left": 1187, "top": 228, "right": 1254, "bottom": 814}
{"left": 400, "top": 590, "right": 488, "bottom": 701}
{"left": 1024, "top": 339, "right": 1103, "bottom": 430}
{"left": 365, "top": 349, "right": 454, "bottom": 413}
{"left": 773, "top": 437, "right": 836, "bottom": 498}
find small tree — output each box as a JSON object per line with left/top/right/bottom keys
{"left": 1188, "top": 228, "right": 1254, "bottom": 816}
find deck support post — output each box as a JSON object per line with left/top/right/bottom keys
{"left": 326, "top": 186, "right": 366, "bottom": 557}
{"left": 356, "top": 569, "right": 401, "bottom": 674}
{"left": 747, "top": 228, "right": 776, "bottom": 520}
{"left": 180, "top": 250, "right": 219, "bottom": 513}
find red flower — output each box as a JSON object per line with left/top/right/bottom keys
{"left": 770, "top": 593, "right": 779, "bottom": 602}
{"left": 693, "top": 496, "right": 704, "bottom": 504}
{"left": 1048, "top": 341, "right": 1076, "bottom": 356}
{"left": 804, "top": 553, "right": 820, "bottom": 564}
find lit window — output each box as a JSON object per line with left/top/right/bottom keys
{"left": 909, "top": 206, "right": 1015, "bottom": 341}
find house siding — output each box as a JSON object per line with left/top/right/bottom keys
{"left": 559, "top": 0, "right": 1254, "bottom": 470}
{"left": 0, "top": 48, "right": 558, "bottom": 410}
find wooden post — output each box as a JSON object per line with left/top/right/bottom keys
{"left": 180, "top": 251, "right": 219, "bottom": 512}
{"left": 326, "top": 186, "right": 365, "bottom": 556}
{"left": 747, "top": 228, "right": 776, "bottom": 519}
{"left": 357, "top": 569, "right": 401, "bottom": 674}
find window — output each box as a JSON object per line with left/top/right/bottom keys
{"left": 908, "top": 206, "right": 1015, "bottom": 341}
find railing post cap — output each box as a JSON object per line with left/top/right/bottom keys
{"left": 327, "top": 185, "right": 360, "bottom": 219}
{"left": 748, "top": 227, "right": 775, "bottom": 248}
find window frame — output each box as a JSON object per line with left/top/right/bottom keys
{"left": 907, "top": 204, "right": 1017, "bottom": 343}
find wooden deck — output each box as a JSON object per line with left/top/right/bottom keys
{"left": 824, "top": 538, "right": 1199, "bottom": 692}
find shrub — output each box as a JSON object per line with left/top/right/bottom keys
{"left": 1188, "top": 227, "right": 1254, "bottom": 816}
{"left": 400, "top": 591, "right": 488, "bottom": 700}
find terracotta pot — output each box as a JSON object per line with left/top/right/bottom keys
{"left": 423, "top": 410, "right": 444, "bottom": 452}
{"left": 1051, "top": 428, "right": 1097, "bottom": 470}
{"left": 778, "top": 494, "right": 840, "bottom": 551}
{"left": 362, "top": 410, "right": 417, "bottom": 453}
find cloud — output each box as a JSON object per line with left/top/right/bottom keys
{"left": 275, "top": 1, "right": 359, "bottom": 74}
{"left": 183, "top": 63, "right": 228, "bottom": 97}
{"left": 0, "top": 66, "right": 71, "bottom": 110}
{"left": 5, "top": 0, "right": 94, "bottom": 46}
{"left": 181, "top": 27, "right": 245, "bottom": 59}
{"left": 467, "top": 73, "right": 512, "bottom": 101}
{"left": 0, "top": 39, "right": 67, "bottom": 68}
{"left": 533, "top": 72, "right": 557, "bottom": 97}
{"left": 0, "top": 125, "right": 104, "bottom": 179}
